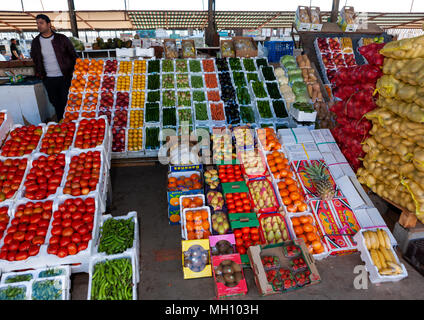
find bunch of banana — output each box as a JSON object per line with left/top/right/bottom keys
{"left": 363, "top": 229, "right": 403, "bottom": 276}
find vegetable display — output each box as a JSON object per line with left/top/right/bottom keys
{"left": 262, "top": 66, "right": 276, "bottom": 81}
{"left": 229, "top": 58, "right": 242, "bottom": 71}
{"left": 178, "top": 109, "right": 193, "bottom": 125}
{"left": 145, "top": 127, "right": 160, "bottom": 149}
{"left": 272, "top": 100, "right": 288, "bottom": 118}
{"left": 145, "top": 103, "right": 160, "bottom": 123}
{"left": 266, "top": 82, "right": 282, "bottom": 99}
{"left": 162, "top": 107, "right": 177, "bottom": 127}
{"left": 98, "top": 218, "right": 135, "bottom": 255}
{"left": 210, "top": 103, "right": 225, "bottom": 121}
{"left": 246, "top": 73, "right": 259, "bottom": 83}
{"left": 148, "top": 60, "right": 160, "bottom": 74}
{"left": 0, "top": 285, "right": 26, "bottom": 300}
{"left": 240, "top": 106, "right": 256, "bottom": 123}
{"left": 91, "top": 258, "right": 133, "bottom": 300}
{"left": 176, "top": 60, "right": 188, "bottom": 73}
{"left": 176, "top": 74, "right": 190, "bottom": 89}
{"left": 189, "top": 60, "right": 202, "bottom": 73}
{"left": 162, "top": 59, "right": 174, "bottom": 73}
{"left": 216, "top": 58, "right": 229, "bottom": 72}
{"left": 251, "top": 81, "right": 268, "bottom": 99}
{"left": 162, "top": 90, "right": 176, "bottom": 107}
{"left": 202, "top": 60, "right": 215, "bottom": 73}
{"left": 5, "top": 274, "right": 33, "bottom": 283}
{"left": 243, "top": 58, "right": 257, "bottom": 72}
{"left": 232, "top": 72, "right": 247, "bottom": 87}
{"left": 32, "top": 279, "right": 63, "bottom": 300}
{"left": 193, "top": 90, "right": 206, "bottom": 102}
{"left": 190, "top": 75, "right": 204, "bottom": 88}
{"left": 256, "top": 58, "right": 268, "bottom": 68}
{"left": 205, "top": 73, "right": 218, "bottom": 89}
{"left": 236, "top": 87, "right": 251, "bottom": 105}
{"left": 177, "top": 91, "right": 191, "bottom": 106}
{"left": 147, "top": 90, "right": 160, "bottom": 103}
{"left": 162, "top": 74, "right": 174, "bottom": 89}
{"left": 147, "top": 74, "right": 160, "bottom": 90}
{"left": 257, "top": 100, "right": 273, "bottom": 119}
{"left": 195, "top": 103, "right": 208, "bottom": 121}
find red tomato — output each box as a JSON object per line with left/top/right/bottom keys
{"left": 37, "top": 219, "right": 49, "bottom": 228}
{"left": 32, "top": 236, "right": 44, "bottom": 245}
{"left": 62, "top": 227, "right": 74, "bottom": 237}
{"left": 250, "top": 227, "right": 259, "bottom": 235}
{"left": 27, "top": 223, "right": 38, "bottom": 232}
{"left": 235, "top": 200, "right": 243, "bottom": 208}
{"left": 241, "top": 227, "right": 250, "bottom": 234}
{"left": 0, "top": 244, "right": 8, "bottom": 252}
{"left": 78, "top": 226, "right": 89, "bottom": 235}
{"left": 15, "top": 251, "right": 28, "bottom": 261}
{"left": 61, "top": 218, "right": 72, "bottom": 228}
{"left": 82, "top": 214, "right": 93, "bottom": 223}
{"left": 240, "top": 192, "right": 247, "bottom": 199}
{"left": 3, "top": 234, "right": 13, "bottom": 245}
{"left": 51, "top": 226, "right": 62, "bottom": 236}
{"left": 62, "top": 212, "right": 72, "bottom": 220}
{"left": 235, "top": 238, "right": 244, "bottom": 246}
{"left": 234, "top": 229, "right": 243, "bottom": 238}
{"left": 77, "top": 242, "right": 88, "bottom": 252}
{"left": 29, "top": 213, "right": 41, "bottom": 224}
{"left": 59, "top": 236, "right": 71, "bottom": 248}
{"left": 72, "top": 212, "right": 82, "bottom": 221}
{"left": 47, "top": 244, "right": 59, "bottom": 255}
{"left": 28, "top": 245, "right": 40, "bottom": 256}
{"left": 251, "top": 234, "right": 260, "bottom": 241}
{"left": 227, "top": 203, "right": 236, "bottom": 210}
{"left": 0, "top": 251, "right": 7, "bottom": 260}
{"left": 244, "top": 240, "right": 252, "bottom": 248}
{"left": 8, "top": 240, "right": 19, "bottom": 251}
{"left": 71, "top": 233, "right": 81, "bottom": 244}
{"left": 82, "top": 233, "right": 92, "bottom": 242}
{"left": 52, "top": 219, "right": 62, "bottom": 227}
{"left": 13, "top": 231, "right": 25, "bottom": 242}
{"left": 71, "top": 219, "right": 84, "bottom": 231}
{"left": 242, "top": 233, "right": 250, "bottom": 241}
{"left": 57, "top": 247, "right": 68, "bottom": 258}
{"left": 67, "top": 243, "right": 78, "bottom": 255}
{"left": 36, "top": 227, "right": 47, "bottom": 237}
{"left": 236, "top": 246, "right": 246, "bottom": 255}
{"left": 18, "top": 241, "right": 30, "bottom": 252}
{"left": 49, "top": 235, "right": 60, "bottom": 245}
{"left": 7, "top": 251, "right": 16, "bottom": 261}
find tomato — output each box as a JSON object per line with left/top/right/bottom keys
{"left": 61, "top": 218, "right": 72, "bottom": 228}
{"left": 27, "top": 223, "right": 38, "bottom": 232}
{"left": 72, "top": 212, "right": 82, "bottom": 221}
{"left": 236, "top": 207, "right": 244, "bottom": 213}
{"left": 15, "top": 251, "right": 28, "bottom": 261}
{"left": 244, "top": 240, "right": 252, "bottom": 248}
{"left": 78, "top": 226, "right": 89, "bottom": 235}
{"left": 67, "top": 243, "right": 78, "bottom": 255}
{"left": 235, "top": 238, "right": 244, "bottom": 246}
{"left": 251, "top": 234, "right": 260, "bottom": 241}
{"left": 236, "top": 246, "right": 246, "bottom": 255}
{"left": 7, "top": 251, "right": 16, "bottom": 261}
{"left": 226, "top": 198, "right": 234, "bottom": 205}
{"left": 3, "top": 234, "right": 13, "bottom": 245}
{"left": 13, "top": 231, "right": 25, "bottom": 242}
{"left": 241, "top": 227, "right": 250, "bottom": 234}
{"left": 51, "top": 226, "right": 62, "bottom": 236}
{"left": 52, "top": 219, "right": 62, "bottom": 227}
{"left": 242, "top": 234, "right": 250, "bottom": 241}
{"left": 47, "top": 244, "right": 59, "bottom": 255}
{"left": 0, "top": 251, "right": 7, "bottom": 260}
{"left": 32, "top": 236, "right": 44, "bottom": 245}
{"left": 18, "top": 240, "right": 30, "bottom": 252}
{"left": 53, "top": 211, "right": 62, "bottom": 219}
{"left": 11, "top": 218, "right": 20, "bottom": 226}
{"left": 42, "top": 201, "right": 53, "bottom": 211}
{"left": 17, "top": 224, "right": 27, "bottom": 233}
{"left": 82, "top": 233, "right": 92, "bottom": 242}
{"left": 36, "top": 227, "right": 47, "bottom": 237}
{"left": 20, "top": 215, "right": 30, "bottom": 224}
{"left": 62, "top": 227, "right": 74, "bottom": 237}
{"left": 82, "top": 214, "right": 93, "bottom": 223}
{"left": 60, "top": 236, "right": 71, "bottom": 248}
{"left": 235, "top": 200, "right": 243, "bottom": 208}
{"left": 37, "top": 219, "right": 49, "bottom": 228}
{"left": 29, "top": 213, "right": 41, "bottom": 224}
{"left": 242, "top": 204, "right": 251, "bottom": 212}
{"left": 57, "top": 247, "right": 68, "bottom": 258}
{"left": 240, "top": 193, "right": 247, "bottom": 199}
{"left": 41, "top": 211, "right": 51, "bottom": 220}
{"left": 227, "top": 203, "right": 235, "bottom": 210}
{"left": 62, "top": 212, "right": 72, "bottom": 220}
{"left": 250, "top": 227, "right": 259, "bottom": 235}
{"left": 234, "top": 229, "right": 243, "bottom": 238}
{"left": 0, "top": 244, "right": 8, "bottom": 252}
{"left": 28, "top": 245, "right": 40, "bottom": 256}
{"left": 49, "top": 235, "right": 60, "bottom": 245}
{"left": 78, "top": 242, "right": 88, "bottom": 252}
{"left": 226, "top": 193, "right": 233, "bottom": 199}
{"left": 8, "top": 240, "right": 19, "bottom": 251}
{"left": 71, "top": 219, "right": 84, "bottom": 231}
{"left": 71, "top": 233, "right": 81, "bottom": 244}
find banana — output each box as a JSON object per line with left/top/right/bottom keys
{"left": 387, "top": 248, "right": 397, "bottom": 264}
{"left": 379, "top": 268, "right": 395, "bottom": 275}
{"left": 387, "top": 261, "right": 402, "bottom": 274}
{"left": 370, "top": 249, "right": 382, "bottom": 270}
{"left": 377, "top": 250, "right": 387, "bottom": 269}
{"left": 377, "top": 229, "right": 386, "bottom": 249}
{"left": 382, "top": 229, "right": 391, "bottom": 249}
{"left": 364, "top": 231, "right": 371, "bottom": 250}
{"left": 371, "top": 231, "right": 379, "bottom": 249}
{"left": 380, "top": 248, "right": 393, "bottom": 263}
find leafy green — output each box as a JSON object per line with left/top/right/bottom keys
{"left": 246, "top": 72, "right": 259, "bottom": 82}
{"left": 240, "top": 106, "right": 256, "bottom": 123}
{"left": 195, "top": 103, "right": 208, "bottom": 121}
{"left": 162, "top": 59, "right": 174, "bottom": 72}
{"left": 162, "top": 107, "right": 177, "bottom": 126}
{"left": 232, "top": 72, "right": 246, "bottom": 87}
{"left": 191, "top": 75, "right": 204, "bottom": 88}
{"left": 266, "top": 82, "right": 282, "bottom": 99}
{"left": 162, "top": 90, "right": 176, "bottom": 107}
{"left": 147, "top": 74, "right": 160, "bottom": 90}
{"left": 251, "top": 81, "right": 268, "bottom": 98}
{"left": 236, "top": 87, "right": 251, "bottom": 105}
{"left": 189, "top": 60, "right": 202, "bottom": 73}
{"left": 293, "top": 102, "right": 315, "bottom": 113}
{"left": 243, "top": 58, "right": 257, "bottom": 72}
{"left": 148, "top": 60, "right": 160, "bottom": 73}
{"left": 272, "top": 100, "right": 288, "bottom": 118}
{"left": 261, "top": 66, "right": 276, "bottom": 81}
{"left": 257, "top": 100, "right": 273, "bottom": 119}
{"left": 229, "top": 58, "right": 242, "bottom": 71}
{"left": 193, "top": 90, "right": 206, "bottom": 102}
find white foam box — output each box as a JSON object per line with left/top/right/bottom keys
{"left": 0, "top": 281, "right": 31, "bottom": 300}
{"left": 289, "top": 107, "right": 317, "bottom": 123}
{"left": 321, "top": 152, "right": 356, "bottom": 180}
{"left": 87, "top": 251, "right": 138, "bottom": 300}
{"left": 278, "top": 127, "right": 315, "bottom": 146}
{"left": 0, "top": 109, "right": 14, "bottom": 145}
{"left": 283, "top": 142, "right": 322, "bottom": 161}
{"left": 30, "top": 275, "right": 69, "bottom": 300}
{"left": 95, "top": 211, "right": 140, "bottom": 283}
{"left": 1, "top": 265, "right": 71, "bottom": 288}
{"left": 353, "top": 229, "right": 408, "bottom": 284}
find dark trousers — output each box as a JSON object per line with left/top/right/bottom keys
{"left": 43, "top": 76, "right": 71, "bottom": 121}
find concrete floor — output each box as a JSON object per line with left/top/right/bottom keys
{"left": 70, "top": 164, "right": 424, "bottom": 300}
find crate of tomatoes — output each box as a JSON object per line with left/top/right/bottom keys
{"left": 222, "top": 181, "right": 252, "bottom": 214}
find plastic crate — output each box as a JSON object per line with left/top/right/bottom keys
{"left": 404, "top": 238, "right": 424, "bottom": 277}
{"left": 264, "top": 41, "right": 294, "bottom": 63}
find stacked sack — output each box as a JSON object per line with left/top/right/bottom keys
{"left": 357, "top": 35, "right": 424, "bottom": 222}
{"left": 329, "top": 43, "right": 385, "bottom": 171}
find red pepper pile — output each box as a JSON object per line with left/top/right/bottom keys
{"left": 329, "top": 43, "right": 385, "bottom": 172}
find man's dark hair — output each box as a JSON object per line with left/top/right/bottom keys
{"left": 35, "top": 14, "right": 51, "bottom": 24}
{"left": 10, "top": 38, "right": 15, "bottom": 42}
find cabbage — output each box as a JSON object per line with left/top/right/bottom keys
{"left": 291, "top": 82, "right": 308, "bottom": 96}
{"left": 295, "top": 92, "right": 311, "bottom": 103}
{"left": 287, "top": 68, "right": 301, "bottom": 77}
{"left": 289, "top": 74, "right": 303, "bottom": 84}
{"left": 284, "top": 61, "right": 298, "bottom": 70}
{"left": 274, "top": 67, "right": 285, "bottom": 78}
{"left": 280, "top": 55, "right": 296, "bottom": 66}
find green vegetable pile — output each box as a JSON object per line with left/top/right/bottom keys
{"left": 257, "top": 100, "right": 273, "bottom": 119}
{"left": 240, "top": 106, "right": 256, "bottom": 123}
{"left": 261, "top": 66, "right": 276, "bottom": 81}
{"left": 272, "top": 100, "right": 288, "bottom": 118}
{"left": 246, "top": 72, "right": 259, "bottom": 83}
{"left": 147, "top": 90, "right": 160, "bottom": 103}
{"left": 176, "top": 74, "right": 190, "bottom": 89}
{"left": 266, "top": 82, "right": 282, "bottom": 99}
{"left": 293, "top": 102, "right": 315, "bottom": 113}
{"left": 91, "top": 258, "right": 133, "bottom": 300}
{"left": 177, "top": 91, "right": 191, "bottom": 107}
{"left": 236, "top": 87, "right": 251, "bottom": 105}
{"left": 148, "top": 60, "right": 160, "bottom": 73}
{"left": 178, "top": 125, "right": 193, "bottom": 136}
{"left": 0, "top": 285, "right": 26, "bottom": 300}
{"left": 251, "top": 81, "right": 268, "bottom": 98}
{"left": 147, "top": 74, "right": 160, "bottom": 90}
{"left": 5, "top": 274, "right": 33, "bottom": 283}
{"left": 98, "top": 217, "right": 135, "bottom": 255}
{"left": 243, "top": 58, "right": 257, "bottom": 72}
{"left": 178, "top": 108, "right": 193, "bottom": 125}
{"left": 192, "top": 90, "right": 206, "bottom": 102}
{"left": 145, "top": 127, "right": 160, "bottom": 149}
{"left": 189, "top": 60, "right": 202, "bottom": 73}
{"left": 195, "top": 103, "right": 208, "bottom": 121}
{"left": 162, "top": 107, "right": 177, "bottom": 127}
{"left": 32, "top": 279, "right": 63, "bottom": 300}
{"left": 162, "top": 74, "right": 175, "bottom": 89}
{"left": 145, "top": 102, "right": 160, "bottom": 122}
{"left": 176, "top": 59, "right": 188, "bottom": 72}
{"left": 39, "top": 268, "right": 65, "bottom": 278}
{"left": 229, "top": 58, "right": 242, "bottom": 71}
{"left": 162, "top": 59, "right": 174, "bottom": 73}
{"left": 190, "top": 75, "right": 204, "bottom": 88}
{"left": 232, "top": 72, "right": 247, "bottom": 87}
{"left": 162, "top": 90, "right": 176, "bottom": 107}
{"left": 256, "top": 58, "right": 268, "bottom": 68}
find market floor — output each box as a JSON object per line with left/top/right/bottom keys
{"left": 70, "top": 164, "right": 424, "bottom": 300}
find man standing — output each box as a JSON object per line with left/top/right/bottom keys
{"left": 10, "top": 39, "right": 24, "bottom": 60}
{"left": 30, "top": 14, "right": 78, "bottom": 121}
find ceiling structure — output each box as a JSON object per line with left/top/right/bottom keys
{"left": 0, "top": 10, "right": 423, "bottom": 32}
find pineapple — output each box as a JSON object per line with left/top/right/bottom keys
{"left": 303, "top": 162, "right": 335, "bottom": 201}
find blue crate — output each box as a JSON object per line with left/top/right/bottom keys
{"left": 264, "top": 41, "right": 294, "bottom": 63}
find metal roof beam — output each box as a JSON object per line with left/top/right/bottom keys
{"left": 0, "top": 19, "right": 22, "bottom": 32}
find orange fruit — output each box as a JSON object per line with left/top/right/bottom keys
{"left": 203, "top": 230, "right": 211, "bottom": 238}
{"left": 202, "top": 221, "right": 210, "bottom": 230}
{"left": 282, "top": 196, "right": 292, "bottom": 205}
{"left": 193, "top": 212, "right": 202, "bottom": 222}
{"left": 186, "top": 222, "right": 194, "bottom": 232}
{"left": 302, "top": 223, "right": 314, "bottom": 233}
{"left": 185, "top": 211, "right": 193, "bottom": 221}
{"left": 287, "top": 204, "right": 297, "bottom": 213}
{"left": 280, "top": 169, "right": 289, "bottom": 178}
{"left": 288, "top": 184, "right": 298, "bottom": 192}
{"left": 306, "top": 232, "right": 317, "bottom": 242}
{"left": 294, "top": 226, "right": 304, "bottom": 235}
{"left": 270, "top": 166, "right": 278, "bottom": 173}
{"left": 276, "top": 163, "right": 285, "bottom": 171}
{"left": 194, "top": 224, "right": 203, "bottom": 231}
{"left": 285, "top": 178, "right": 295, "bottom": 185}
{"left": 266, "top": 154, "right": 274, "bottom": 162}
{"left": 289, "top": 192, "right": 300, "bottom": 201}
{"left": 201, "top": 210, "right": 209, "bottom": 221}
{"left": 268, "top": 160, "right": 276, "bottom": 167}
{"left": 280, "top": 189, "right": 290, "bottom": 198}
{"left": 298, "top": 203, "right": 308, "bottom": 212}
{"left": 187, "top": 231, "right": 196, "bottom": 240}
{"left": 274, "top": 157, "right": 283, "bottom": 164}
{"left": 291, "top": 217, "right": 300, "bottom": 226}
{"left": 271, "top": 151, "right": 280, "bottom": 158}
{"left": 182, "top": 198, "right": 191, "bottom": 208}
{"left": 298, "top": 234, "right": 308, "bottom": 244}
{"left": 194, "top": 231, "right": 203, "bottom": 239}
{"left": 299, "top": 216, "right": 310, "bottom": 224}
{"left": 277, "top": 181, "right": 286, "bottom": 190}
{"left": 312, "top": 240, "right": 323, "bottom": 253}
{"left": 194, "top": 197, "right": 203, "bottom": 207}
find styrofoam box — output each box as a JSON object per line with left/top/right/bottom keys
{"left": 87, "top": 251, "right": 138, "bottom": 300}
{"left": 135, "top": 47, "right": 154, "bottom": 57}
{"left": 30, "top": 275, "right": 69, "bottom": 300}
{"left": 289, "top": 106, "right": 317, "bottom": 123}
{"left": 283, "top": 142, "right": 322, "bottom": 162}
{"left": 285, "top": 211, "right": 330, "bottom": 261}
{"left": 0, "top": 281, "right": 31, "bottom": 300}
{"left": 353, "top": 229, "right": 408, "bottom": 284}
{"left": 0, "top": 109, "right": 14, "bottom": 145}
{"left": 0, "top": 123, "right": 47, "bottom": 158}
{"left": 278, "top": 127, "right": 314, "bottom": 146}
{"left": 179, "top": 195, "right": 206, "bottom": 239}
{"left": 181, "top": 206, "right": 212, "bottom": 241}
{"left": 1, "top": 265, "right": 71, "bottom": 287}
{"left": 95, "top": 211, "right": 140, "bottom": 283}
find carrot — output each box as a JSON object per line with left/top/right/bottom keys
{"left": 202, "top": 59, "right": 215, "bottom": 72}
{"left": 207, "top": 90, "right": 221, "bottom": 102}
{"left": 210, "top": 103, "right": 225, "bottom": 120}
{"left": 205, "top": 73, "right": 218, "bottom": 88}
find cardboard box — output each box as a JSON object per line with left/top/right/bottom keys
{"left": 163, "top": 39, "right": 178, "bottom": 59}
{"left": 309, "top": 6, "right": 323, "bottom": 31}
{"left": 232, "top": 37, "right": 258, "bottom": 58}
{"left": 182, "top": 239, "right": 212, "bottom": 279}
{"left": 220, "top": 40, "right": 235, "bottom": 58}
{"left": 209, "top": 234, "right": 236, "bottom": 256}
{"left": 181, "top": 39, "right": 196, "bottom": 58}
{"left": 295, "top": 6, "right": 311, "bottom": 31}
{"left": 211, "top": 253, "right": 248, "bottom": 299}
{"left": 247, "top": 240, "right": 321, "bottom": 296}
{"left": 337, "top": 6, "right": 358, "bottom": 32}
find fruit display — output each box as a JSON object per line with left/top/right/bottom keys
{"left": 0, "top": 158, "right": 27, "bottom": 202}
{"left": 210, "top": 239, "right": 234, "bottom": 255}
{"left": 80, "top": 92, "right": 98, "bottom": 111}
{"left": 183, "top": 207, "right": 211, "bottom": 240}
{"left": 202, "top": 59, "right": 215, "bottom": 73}
{"left": 101, "top": 75, "right": 116, "bottom": 91}
{"left": 233, "top": 126, "right": 254, "bottom": 149}
{"left": 210, "top": 102, "right": 225, "bottom": 121}
{"left": 85, "top": 75, "right": 101, "bottom": 92}
{"left": 132, "top": 75, "right": 145, "bottom": 91}
{"left": 361, "top": 229, "right": 404, "bottom": 276}
{"left": 22, "top": 154, "right": 65, "bottom": 200}
{"left": 302, "top": 162, "right": 335, "bottom": 201}
{"left": 127, "top": 129, "right": 143, "bottom": 151}
{"left": 74, "top": 118, "right": 106, "bottom": 149}
{"left": 225, "top": 192, "right": 251, "bottom": 214}
{"left": 117, "top": 76, "right": 131, "bottom": 91}
{"left": 233, "top": 227, "right": 260, "bottom": 255}
{"left": 112, "top": 108, "right": 128, "bottom": 128}
{"left": 1, "top": 125, "right": 43, "bottom": 157}
{"left": 90, "top": 257, "right": 134, "bottom": 300}
{"left": 175, "top": 59, "right": 188, "bottom": 73}
{"left": 257, "top": 128, "right": 281, "bottom": 151}
{"left": 63, "top": 151, "right": 102, "bottom": 196}
{"left": 130, "top": 90, "right": 145, "bottom": 108}
{"left": 167, "top": 173, "right": 201, "bottom": 191}
{"left": 206, "top": 191, "right": 224, "bottom": 211}
{"left": 47, "top": 197, "right": 96, "bottom": 257}
{"left": 211, "top": 212, "right": 231, "bottom": 235}
{"left": 118, "top": 61, "right": 132, "bottom": 75}
{"left": 204, "top": 168, "right": 220, "bottom": 190}
{"left": 218, "top": 164, "right": 243, "bottom": 183}
{"left": 213, "top": 259, "right": 244, "bottom": 286}
{"left": 74, "top": 58, "right": 90, "bottom": 75}
{"left": 239, "top": 149, "right": 267, "bottom": 178}
{"left": 115, "top": 92, "right": 130, "bottom": 109}
{"left": 99, "top": 91, "right": 114, "bottom": 109}
{"left": 181, "top": 196, "right": 204, "bottom": 210}
{"left": 259, "top": 214, "right": 290, "bottom": 244}
{"left": 133, "top": 60, "right": 146, "bottom": 74}
{"left": 70, "top": 75, "right": 86, "bottom": 93}
{"left": 247, "top": 179, "right": 278, "bottom": 213}
{"left": 205, "top": 73, "right": 218, "bottom": 89}
{"left": 104, "top": 60, "right": 118, "bottom": 74}
{"left": 66, "top": 93, "right": 83, "bottom": 112}
{"left": 129, "top": 110, "right": 143, "bottom": 128}
{"left": 0, "top": 200, "right": 53, "bottom": 261}
{"left": 183, "top": 244, "right": 210, "bottom": 273}
{"left": 290, "top": 215, "right": 325, "bottom": 255}
{"left": 40, "top": 123, "right": 76, "bottom": 154}
{"left": 112, "top": 127, "right": 126, "bottom": 152}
